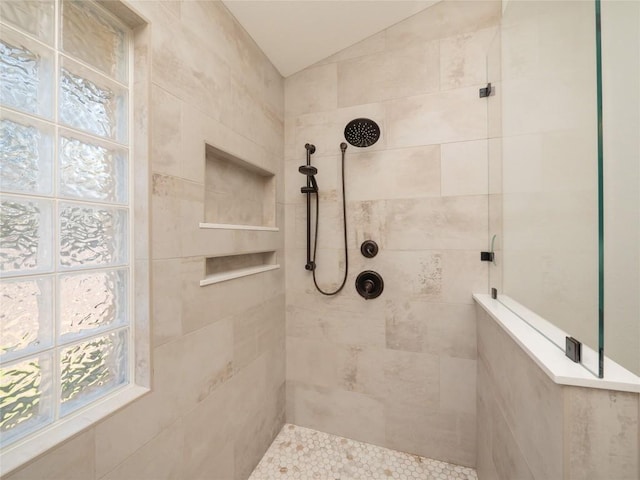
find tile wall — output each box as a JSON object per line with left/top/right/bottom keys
{"left": 284, "top": 0, "right": 501, "bottom": 468}
{"left": 5, "top": 2, "right": 285, "bottom": 479}
{"left": 476, "top": 305, "right": 640, "bottom": 479}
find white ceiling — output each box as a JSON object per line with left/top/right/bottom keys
{"left": 222, "top": 1, "right": 439, "bottom": 77}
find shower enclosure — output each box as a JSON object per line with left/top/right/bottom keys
{"left": 486, "top": 0, "right": 640, "bottom": 378}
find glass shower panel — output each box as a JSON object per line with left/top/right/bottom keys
{"left": 490, "top": 1, "right": 600, "bottom": 374}
{"left": 601, "top": 1, "right": 640, "bottom": 377}
{"left": 486, "top": 29, "right": 502, "bottom": 295}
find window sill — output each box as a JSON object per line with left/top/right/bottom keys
{"left": 0, "top": 384, "right": 150, "bottom": 477}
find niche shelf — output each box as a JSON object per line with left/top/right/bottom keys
{"left": 199, "top": 222, "right": 278, "bottom": 232}
{"left": 204, "top": 143, "right": 276, "bottom": 230}
{"left": 200, "top": 251, "right": 279, "bottom": 287}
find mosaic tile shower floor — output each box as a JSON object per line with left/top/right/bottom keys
{"left": 249, "top": 424, "right": 477, "bottom": 480}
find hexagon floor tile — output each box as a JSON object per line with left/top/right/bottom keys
{"left": 249, "top": 424, "right": 477, "bottom": 480}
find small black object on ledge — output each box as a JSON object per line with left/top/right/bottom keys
{"left": 565, "top": 337, "right": 582, "bottom": 363}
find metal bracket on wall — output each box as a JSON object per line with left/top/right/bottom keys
{"left": 479, "top": 82, "right": 493, "bottom": 98}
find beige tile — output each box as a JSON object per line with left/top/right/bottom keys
{"left": 349, "top": 200, "right": 388, "bottom": 251}
{"left": 234, "top": 296, "right": 285, "bottom": 372}
{"left": 181, "top": 319, "right": 234, "bottom": 407}
{"left": 180, "top": 256, "right": 279, "bottom": 333}
{"left": 440, "top": 357, "right": 476, "bottom": 414}
{"left": 487, "top": 137, "right": 502, "bottom": 194}
{"left": 385, "top": 402, "right": 476, "bottom": 467}
{"left": 385, "top": 196, "right": 488, "bottom": 251}
{"left": 182, "top": 384, "right": 235, "bottom": 479}
{"left": 151, "top": 259, "right": 182, "bottom": 346}
{"left": 286, "top": 304, "right": 385, "bottom": 348}
{"left": 234, "top": 386, "right": 285, "bottom": 480}
{"left": 335, "top": 345, "right": 385, "bottom": 396}
{"left": 286, "top": 337, "right": 340, "bottom": 389}
{"left": 337, "top": 42, "right": 439, "bottom": 107}
{"left": 151, "top": 85, "right": 182, "bottom": 177}
{"left": 285, "top": 63, "right": 337, "bottom": 117}
{"left": 385, "top": 87, "right": 488, "bottom": 148}
{"left": 101, "top": 420, "right": 184, "bottom": 480}
{"left": 385, "top": 0, "right": 500, "bottom": 51}
{"left": 440, "top": 27, "right": 497, "bottom": 91}
{"left": 476, "top": 306, "right": 564, "bottom": 480}
{"left": 476, "top": 361, "right": 499, "bottom": 480}
{"left": 94, "top": 391, "right": 177, "bottom": 478}
{"left": 185, "top": 442, "right": 234, "bottom": 480}
{"left": 347, "top": 146, "right": 441, "bottom": 201}
{"left": 368, "top": 250, "right": 487, "bottom": 304}
{"left": 566, "top": 388, "right": 639, "bottom": 480}
{"left": 490, "top": 400, "right": 535, "bottom": 480}
{"left": 151, "top": 174, "right": 182, "bottom": 259}
{"left": 385, "top": 300, "right": 477, "bottom": 359}
{"left": 382, "top": 349, "right": 440, "bottom": 409}
{"left": 6, "top": 430, "right": 95, "bottom": 480}
{"left": 286, "top": 382, "right": 386, "bottom": 447}
{"left": 441, "top": 140, "right": 489, "bottom": 196}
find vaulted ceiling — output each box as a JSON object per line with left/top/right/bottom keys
{"left": 221, "top": 1, "right": 439, "bottom": 77}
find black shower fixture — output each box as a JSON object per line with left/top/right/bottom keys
{"left": 301, "top": 143, "right": 317, "bottom": 271}
{"left": 355, "top": 271, "right": 384, "bottom": 299}
{"left": 298, "top": 165, "right": 318, "bottom": 193}
{"left": 344, "top": 118, "right": 380, "bottom": 147}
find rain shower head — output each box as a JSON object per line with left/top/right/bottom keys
{"left": 344, "top": 118, "right": 380, "bottom": 148}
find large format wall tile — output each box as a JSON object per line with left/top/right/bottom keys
{"left": 285, "top": 0, "right": 498, "bottom": 468}
{"left": 337, "top": 42, "right": 439, "bottom": 107}
{"left": 6, "top": 430, "right": 96, "bottom": 480}
{"left": 385, "top": 87, "right": 488, "bottom": 148}
{"left": 476, "top": 305, "right": 640, "bottom": 480}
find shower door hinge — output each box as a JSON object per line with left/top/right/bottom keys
{"left": 479, "top": 83, "right": 493, "bottom": 98}
{"left": 480, "top": 251, "right": 494, "bottom": 262}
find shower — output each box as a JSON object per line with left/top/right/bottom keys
{"left": 299, "top": 118, "right": 380, "bottom": 296}
{"left": 344, "top": 118, "right": 381, "bottom": 148}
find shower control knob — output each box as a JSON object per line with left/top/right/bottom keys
{"left": 355, "top": 271, "right": 384, "bottom": 300}
{"left": 360, "top": 240, "right": 379, "bottom": 258}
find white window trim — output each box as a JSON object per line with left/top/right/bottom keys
{"left": 0, "top": 2, "right": 151, "bottom": 476}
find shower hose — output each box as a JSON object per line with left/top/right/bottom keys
{"left": 311, "top": 144, "right": 348, "bottom": 295}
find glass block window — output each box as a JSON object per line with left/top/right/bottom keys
{"left": 0, "top": 0, "right": 132, "bottom": 448}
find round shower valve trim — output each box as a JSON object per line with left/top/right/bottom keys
{"left": 355, "top": 271, "right": 384, "bottom": 300}
{"left": 360, "top": 240, "right": 379, "bottom": 258}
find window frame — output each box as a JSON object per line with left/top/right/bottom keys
{"left": 0, "top": 1, "right": 150, "bottom": 475}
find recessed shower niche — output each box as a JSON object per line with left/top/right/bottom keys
{"left": 200, "top": 251, "right": 279, "bottom": 286}
{"left": 202, "top": 143, "right": 277, "bottom": 230}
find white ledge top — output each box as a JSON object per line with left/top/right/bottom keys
{"left": 474, "top": 294, "right": 640, "bottom": 394}
{"left": 200, "top": 264, "right": 280, "bottom": 286}
{"left": 199, "top": 222, "right": 279, "bottom": 232}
